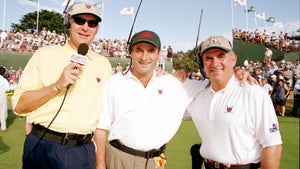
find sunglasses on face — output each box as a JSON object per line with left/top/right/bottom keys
{"left": 72, "top": 16, "right": 99, "bottom": 28}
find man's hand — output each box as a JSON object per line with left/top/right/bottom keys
{"left": 234, "top": 67, "right": 258, "bottom": 86}
{"left": 56, "top": 62, "right": 82, "bottom": 89}
{"left": 172, "top": 69, "right": 190, "bottom": 82}
{"left": 155, "top": 67, "right": 169, "bottom": 77}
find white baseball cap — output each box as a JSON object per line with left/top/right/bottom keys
{"left": 200, "top": 35, "right": 232, "bottom": 56}
{"left": 68, "top": 2, "right": 102, "bottom": 22}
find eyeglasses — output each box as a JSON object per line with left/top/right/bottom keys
{"left": 73, "top": 16, "right": 99, "bottom": 28}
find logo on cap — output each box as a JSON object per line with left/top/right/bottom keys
{"left": 207, "top": 37, "right": 221, "bottom": 47}
{"left": 85, "top": 4, "right": 91, "bottom": 9}
{"left": 138, "top": 31, "right": 154, "bottom": 40}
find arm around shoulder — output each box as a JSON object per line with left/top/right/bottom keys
{"left": 261, "top": 144, "right": 282, "bottom": 169}
{"left": 94, "top": 128, "right": 107, "bottom": 169}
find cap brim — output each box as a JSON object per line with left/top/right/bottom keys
{"left": 201, "top": 46, "right": 231, "bottom": 56}
{"left": 132, "top": 39, "right": 160, "bottom": 48}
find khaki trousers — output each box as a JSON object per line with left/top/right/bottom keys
{"left": 106, "top": 143, "right": 164, "bottom": 169}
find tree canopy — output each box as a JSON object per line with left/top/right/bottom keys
{"left": 11, "top": 10, "right": 64, "bottom": 34}
{"left": 172, "top": 49, "right": 200, "bottom": 72}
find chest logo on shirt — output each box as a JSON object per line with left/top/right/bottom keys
{"left": 269, "top": 123, "right": 279, "bottom": 133}
{"left": 157, "top": 88, "right": 163, "bottom": 95}
{"left": 96, "top": 77, "right": 101, "bottom": 83}
{"left": 224, "top": 105, "right": 233, "bottom": 113}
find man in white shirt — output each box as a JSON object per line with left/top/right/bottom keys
{"left": 0, "top": 67, "right": 10, "bottom": 132}
{"left": 264, "top": 47, "right": 273, "bottom": 65}
{"left": 292, "top": 75, "right": 300, "bottom": 117}
{"left": 186, "top": 35, "right": 282, "bottom": 169}
{"left": 0, "top": 30, "right": 8, "bottom": 48}
{"left": 94, "top": 30, "right": 207, "bottom": 169}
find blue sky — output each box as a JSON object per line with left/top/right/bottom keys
{"left": 1, "top": 0, "right": 299, "bottom": 52}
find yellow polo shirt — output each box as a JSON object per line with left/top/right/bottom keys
{"left": 12, "top": 43, "right": 112, "bottom": 134}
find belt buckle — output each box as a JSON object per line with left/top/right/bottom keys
{"left": 145, "top": 149, "right": 159, "bottom": 159}
{"left": 81, "top": 134, "right": 89, "bottom": 144}
{"left": 223, "top": 163, "right": 231, "bottom": 169}
{"left": 60, "top": 133, "right": 70, "bottom": 146}
{"left": 145, "top": 150, "right": 154, "bottom": 159}
{"left": 214, "top": 161, "right": 220, "bottom": 168}
{"left": 215, "top": 162, "right": 231, "bottom": 169}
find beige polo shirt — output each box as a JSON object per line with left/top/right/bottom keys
{"left": 12, "top": 43, "right": 112, "bottom": 134}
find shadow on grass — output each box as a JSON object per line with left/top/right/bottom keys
{"left": 0, "top": 110, "right": 15, "bottom": 154}
{"left": 7, "top": 110, "right": 17, "bottom": 129}
{"left": 0, "top": 112, "right": 21, "bottom": 154}
{"left": 0, "top": 135, "right": 10, "bottom": 154}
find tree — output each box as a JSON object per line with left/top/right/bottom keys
{"left": 11, "top": 10, "right": 64, "bottom": 34}
{"left": 172, "top": 49, "right": 200, "bottom": 73}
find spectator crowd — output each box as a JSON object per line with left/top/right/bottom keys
{"left": 233, "top": 28, "right": 300, "bottom": 52}
{"left": 0, "top": 28, "right": 174, "bottom": 60}
{"left": 1, "top": 28, "right": 299, "bottom": 117}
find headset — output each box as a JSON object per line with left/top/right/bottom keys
{"left": 198, "top": 46, "right": 204, "bottom": 70}
{"left": 63, "top": 1, "right": 74, "bottom": 29}
{"left": 59, "top": 0, "right": 74, "bottom": 45}
{"left": 197, "top": 45, "right": 207, "bottom": 79}
{"left": 122, "top": 0, "right": 144, "bottom": 75}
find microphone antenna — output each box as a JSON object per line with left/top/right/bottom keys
{"left": 127, "top": 0, "right": 144, "bottom": 46}
{"left": 60, "top": 0, "right": 72, "bottom": 46}
{"left": 194, "top": 8, "right": 203, "bottom": 60}
{"left": 122, "top": 0, "right": 144, "bottom": 75}
{"left": 63, "top": 0, "right": 72, "bottom": 15}
{"left": 194, "top": 9, "right": 206, "bottom": 79}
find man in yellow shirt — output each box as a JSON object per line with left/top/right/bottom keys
{"left": 11, "top": 2, "right": 112, "bottom": 169}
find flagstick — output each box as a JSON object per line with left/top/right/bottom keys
{"left": 36, "top": 0, "right": 40, "bottom": 33}
{"left": 254, "top": 12, "right": 257, "bottom": 28}
{"left": 245, "top": 3, "right": 248, "bottom": 31}
{"left": 231, "top": 0, "right": 234, "bottom": 30}
{"left": 2, "top": 0, "right": 6, "bottom": 30}
{"left": 101, "top": 2, "right": 104, "bottom": 39}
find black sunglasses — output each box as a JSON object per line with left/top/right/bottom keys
{"left": 73, "top": 16, "right": 99, "bottom": 28}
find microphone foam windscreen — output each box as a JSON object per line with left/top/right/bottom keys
{"left": 78, "top": 43, "right": 89, "bottom": 55}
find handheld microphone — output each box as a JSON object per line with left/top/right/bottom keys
{"left": 69, "top": 43, "right": 89, "bottom": 65}
{"left": 67, "top": 43, "right": 89, "bottom": 89}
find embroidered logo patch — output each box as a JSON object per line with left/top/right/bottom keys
{"left": 269, "top": 123, "right": 279, "bottom": 133}
{"left": 224, "top": 105, "right": 233, "bottom": 113}
{"left": 157, "top": 88, "right": 163, "bottom": 95}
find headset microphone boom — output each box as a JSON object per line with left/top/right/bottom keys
{"left": 122, "top": 0, "right": 144, "bottom": 75}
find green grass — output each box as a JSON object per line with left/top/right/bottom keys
{"left": 0, "top": 114, "right": 25, "bottom": 168}
{"left": 0, "top": 110, "right": 299, "bottom": 169}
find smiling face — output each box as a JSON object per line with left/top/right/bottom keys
{"left": 202, "top": 48, "right": 237, "bottom": 91}
{"left": 130, "top": 42, "right": 160, "bottom": 80}
{"left": 68, "top": 14, "right": 99, "bottom": 50}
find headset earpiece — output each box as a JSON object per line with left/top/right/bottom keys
{"left": 63, "top": 14, "right": 71, "bottom": 28}
{"left": 63, "top": 3, "right": 74, "bottom": 29}
{"left": 196, "top": 45, "right": 203, "bottom": 70}
{"left": 198, "top": 53, "right": 204, "bottom": 70}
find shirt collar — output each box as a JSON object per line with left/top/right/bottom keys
{"left": 125, "top": 69, "right": 157, "bottom": 82}
{"left": 209, "top": 75, "right": 236, "bottom": 93}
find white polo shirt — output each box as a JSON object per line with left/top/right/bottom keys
{"left": 186, "top": 75, "right": 282, "bottom": 164}
{"left": 97, "top": 71, "right": 208, "bottom": 151}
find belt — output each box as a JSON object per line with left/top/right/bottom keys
{"left": 204, "top": 159, "right": 261, "bottom": 169}
{"left": 110, "top": 140, "right": 166, "bottom": 159}
{"left": 31, "top": 124, "right": 93, "bottom": 146}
